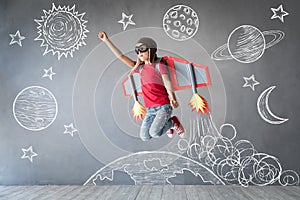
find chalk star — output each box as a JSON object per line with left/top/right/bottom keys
{"left": 118, "top": 12, "right": 136, "bottom": 31}
{"left": 9, "top": 30, "right": 26, "bottom": 47}
{"left": 271, "top": 4, "right": 289, "bottom": 23}
{"left": 64, "top": 123, "right": 78, "bottom": 137}
{"left": 243, "top": 74, "right": 260, "bottom": 91}
{"left": 21, "top": 146, "right": 38, "bottom": 163}
{"left": 42, "top": 67, "right": 56, "bottom": 80}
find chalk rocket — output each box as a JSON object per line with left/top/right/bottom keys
{"left": 122, "top": 56, "right": 211, "bottom": 121}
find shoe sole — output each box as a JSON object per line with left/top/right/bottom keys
{"left": 167, "top": 134, "right": 174, "bottom": 138}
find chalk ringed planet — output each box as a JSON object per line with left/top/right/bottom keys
{"left": 211, "top": 25, "right": 285, "bottom": 63}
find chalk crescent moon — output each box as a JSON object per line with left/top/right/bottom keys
{"left": 257, "top": 86, "right": 288, "bottom": 125}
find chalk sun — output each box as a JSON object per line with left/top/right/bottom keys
{"left": 34, "top": 3, "right": 89, "bottom": 60}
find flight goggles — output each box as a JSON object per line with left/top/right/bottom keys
{"left": 135, "top": 44, "right": 149, "bottom": 54}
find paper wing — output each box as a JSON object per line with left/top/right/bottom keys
{"left": 163, "top": 56, "right": 211, "bottom": 91}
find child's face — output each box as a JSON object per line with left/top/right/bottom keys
{"left": 138, "top": 50, "right": 149, "bottom": 62}
{"left": 135, "top": 43, "right": 150, "bottom": 62}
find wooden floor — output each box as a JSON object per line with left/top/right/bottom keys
{"left": 0, "top": 185, "right": 299, "bottom": 200}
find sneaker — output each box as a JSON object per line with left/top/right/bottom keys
{"left": 166, "top": 128, "right": 174, "bottom": 138}
{"left": 171, "top": 116, "right": 186, "bottom": 138}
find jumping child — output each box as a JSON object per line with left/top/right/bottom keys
{"left": 98, "top": 32, "right": 185, "bottom": 141}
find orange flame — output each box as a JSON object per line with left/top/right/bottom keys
{"left": 132, "top": 101, "right": 146, "bottom": 121}
{"left": 189, "top": 94, "right": 209, "bottom": 115}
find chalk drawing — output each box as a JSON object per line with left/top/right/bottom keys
{"left": 143, "top": 158, "right": 169, "bottom": 171}
{"left": 187, "top": 114, "right": 220, "bottom": 161}
{"left": 118, "top": 12, "right": 136, "bottom": 31}
{"left": 204, "top": 123, "right": 298, "bottom": 186}
{"left": 243, "top": 74, "right": 260, "bottom": 91}
{"left": 21, "top": 146, "right": 38, "bottom": 163}
{"left": 34, "top": 3, "right": 89, "bottom": 60}
{"left": 186, "top": 115, "right": 298, "bottom": 186}
{"left": 13, "top": 86, "right": 58, "bottom": 131}
{"left": 84, "top": 112, "right": 299, "bottom": 186}
{"left": 271, "top": 4, "right": 289, "bottom": 23}
{"left": 42, "top": 67, "right": 56, "bottom": 80}
{"left": 211, "top": 25, "right": 285, "bottom": 63}
{"left": 63, "top": 123, "right": 78, "bottom": 137}
{"left": 163, "top": 5, "right": 199, "bottom": 41}
{"left": 9, "top": 30, "right": 25, "bottom": 47}
{"left": 84, "top": 151, "right": 225, "bottom": 185}
{"left": 279, "top": 170, "right": 300, "bottom": 186}
{"left": 257, "top": 86, "right": 288, "bottom": 125}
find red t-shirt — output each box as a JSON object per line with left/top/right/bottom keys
{"left": 135, "top": 62, "right": 170, "bottom": 108}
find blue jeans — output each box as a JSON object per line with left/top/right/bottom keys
{"left": 140, "top": 104, "right": 173, "bottom": 141}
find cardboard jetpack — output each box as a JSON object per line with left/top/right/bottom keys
{"left": 121, "top": 56, "right": 211, "bottom": 121}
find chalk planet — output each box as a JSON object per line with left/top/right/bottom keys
{"left": 163, "top": 5, "right": 199, "bottom": 41}
{"left": 211, "top": 25, "right": 285, "bottom": 63}
{"left": 13, "top": 86, "right": 58, "bottom": 131}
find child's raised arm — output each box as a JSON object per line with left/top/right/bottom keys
{"left": 98, "top": 32, "right": 135, "bottom": 68}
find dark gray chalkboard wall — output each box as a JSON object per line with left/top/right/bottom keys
{"left": 0, "top": 0, "right": 299, "bottom": 186}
